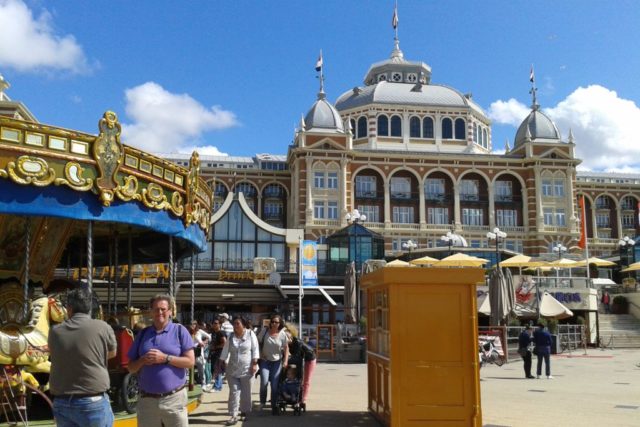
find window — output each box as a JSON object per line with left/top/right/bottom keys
{"left": 349, "top": 118, "right": 356, "bottom": 136}
{"left": 357, "top": 117, "right": 367, "bottom": 139}
{"left": 390, "top": 177, "right": 411, "bottom": 198}
{"left": 327, "top": 201, "right": 338, "bottom": 219}
{"left": 473, "top": 124, "right": 478, "bottom": 143}
{"left": 596, "top": 213, "right": 610, "bottom": 228}
{"left": 622, "top": 213, "right": 635, "bottom": 228}
{"left": 482, "top": 129, "right": 488, "bottom": 148}
{"left": 455, "top": 118, "right": 466, "bottom": 139}
{"left": 358, "top": 205, "right": 380, "bottom": 222}
{"left": 356, "top": 175, "right": 377, "bottom": 197}
{"left": 410, "top": 116, "right": 421, "bottom": 138}
{"left": 462, "top": 208, "right": 483, "bottom": 226}
{"left": 497, "top": 209, "right": 517, "bottom": 227}
{"left": 621, "top": 197, "right": 636, "bottom": 210}
{"left": 423, "top": 117, "right": 434, "bottom": 138}
{"left": 236, "top": 182, "right": 256, "bottom": 197}
{"left": 377, "top": 115, "right": 389, "bottom": 136}
{"left": 314, "top": 172, "right": 325, "bottom": 188}
{"left": 553, "top": 179, "right": 565, "bottom": 197}
{"left": 428, "top": 207, "right": 449, "bottom": 224}
{"left": 393, "top": 206, "right": 414, "bottom": 223}
{"left": 390, "top": 115, "right": 402, "bottom": 137}
{"left": 442, "top": 118, "right": 453, "bottom": 139}
{"left": 543, "top": 208, "right": 553, "bottom": 225}
{"left": 313, "top": 201, "right": 325, "bottom": 219}
{"left": 495, "top": 181, "right": 513, "bottom": 201}
{"left": 542, "top": 180, "right": 553, "bottom": 197}
{"left": 264, "top": 201, "right": 283, "bottom": 218}
{"left": 327, "top": 172, "right": 338, "bottom": 189}
{"left": 596, "top": 197, "right": 610, "bottom": 209}
{"left": 426, "top": 178, "right": 445, "bottom": 199}
{"left": 460, "top": 179, "right": 479, "bottom": 201}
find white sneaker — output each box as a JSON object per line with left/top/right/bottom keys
{"left": 547, "top": 375, "right": 554, "bottom": 379}
{"left": 536, "top": 375, "right": 540, "bottom": 379}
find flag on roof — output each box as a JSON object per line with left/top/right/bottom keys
{"left": 578, "top": 195, "right": 587, "bottom": 249}
{"left": 529, "top": 64, "right": 535, "bottom": 83}
{"left": 392, "top": 5, "right": 398, "bottom": 30}
{"left": 315, "top": 50, "right": 323, "bottom": 72}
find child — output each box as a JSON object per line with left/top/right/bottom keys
{"left": 280, "top": 364, "right": 301, "bottom": 404}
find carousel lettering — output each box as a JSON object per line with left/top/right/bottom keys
{"left": 72, "top": 264, "right": 171, "bottom": 281}
{"left": 218, "top": 269, "right": 268, "bottom": 281}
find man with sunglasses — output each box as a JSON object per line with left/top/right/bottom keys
{"left": 206, "top": 319, "right": 227, "bottom": 392}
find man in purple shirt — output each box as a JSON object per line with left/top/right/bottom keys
{"left": 128, "top": 294, "right": 194, "bottom": 426}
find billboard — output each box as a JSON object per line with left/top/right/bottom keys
{"left": 301, "top": 240, "right": 318, "bottom": 287}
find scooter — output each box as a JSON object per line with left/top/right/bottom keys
{"left": 479, "top": 338, "right": 504, "bottom": 368}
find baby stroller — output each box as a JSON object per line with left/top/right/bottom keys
{"left": 275, "top": 358, "right": 304, "bottom": 416}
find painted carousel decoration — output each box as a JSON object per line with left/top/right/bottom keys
{"left": 93, "top": 111, "right": 124, "bottom": 206}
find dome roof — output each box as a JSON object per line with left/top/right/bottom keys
{"left": 335, "top": 81, "right": 487, "bottom": 117}
{"left": 304, "top": 93, "right": 344, "bottom": 133}
{"left": 514, "top": 108, "right": 561, "bottom": 146}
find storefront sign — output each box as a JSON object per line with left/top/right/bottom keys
{"left": 218, "top": 269, "right": 268, "bottom": 281}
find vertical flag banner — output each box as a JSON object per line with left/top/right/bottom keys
{"left": 315, "top": 50, "right": 323, "bottom": 72}
{"left": 529, "top": 64, "right": 535, "bottom": 83}
{"left": 301, "top": 240, "right": 318, "bottom": 287}
{"left": 578, "top": 195, "right": 587, "bottom": 249}
{"left": 392, "top": 5, "right": 398, "bottom": 30}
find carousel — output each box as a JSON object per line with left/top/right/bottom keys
{"left": 0, "top": 111, "right": 211, "bottom": 426}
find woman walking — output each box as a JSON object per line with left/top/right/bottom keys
{"left": 219, "top": 316, "right": 259, "bottom": 426}
{"left": 284, "top": 323, "right": 317, "bottom": 409}
{"left": 257, "top": 314, "right": 289, "bottom": 415}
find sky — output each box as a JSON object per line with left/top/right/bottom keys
{"left": 1, "top": 0, "right": 640, "bottom": 172}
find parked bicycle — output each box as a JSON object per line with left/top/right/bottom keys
{"left": 479, "top": 338, "right": 504, "bottom": 368}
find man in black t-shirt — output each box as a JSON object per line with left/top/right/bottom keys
{"left": 207, "top": 318, "right": 227, "bottom": 392}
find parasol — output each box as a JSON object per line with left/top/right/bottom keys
{"left": 408, "top": 255, "right": 439, "bottom": 266}
{"left": 343, "top": 262, "right": 357, "bottom": 323}
{"left": 435, "top": 253, "right": 488, "bottom": 267}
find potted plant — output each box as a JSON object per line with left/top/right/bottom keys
{"left": 611, "top": 295, "right": 629, "bottom": 314}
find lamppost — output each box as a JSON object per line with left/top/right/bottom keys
{"left": 486, "top": 227, "right": 507, "bottom": 269}
{"left": 402, "top": 239, "right": 418, "bottom": 255}
{"left": 440, "top": 231, "right": 454, "bottom": 256}
{"left": 552, "top": 242, "right": 567, "bottom": 260}
{"left": 345, "top": 209, "right": 366, "bottom": 328}
{"left": 618, "top": 236, "right": 636, "bottom": 267}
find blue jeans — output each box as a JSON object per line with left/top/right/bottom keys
{"left": 213, "top": 371, "right": 224, "bottom": 391}
{"left": 53, "top": 393, "right": 113, "bottom": 427}
{"left": 259, "top": 359, "right": 282, "bottom": 408}
{"left": 536, "top": 351, "right": 551, "bottom": 377}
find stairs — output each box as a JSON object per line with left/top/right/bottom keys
{"left": 599, "top": 314, "right": 640, "bottom": 348}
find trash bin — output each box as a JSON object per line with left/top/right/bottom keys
{"left": 551, "top": 334, "right": 559, "bottom": 354}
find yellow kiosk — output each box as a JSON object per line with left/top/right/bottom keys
{"left": 361, "top": 267, "right": 484, "bottom": 427}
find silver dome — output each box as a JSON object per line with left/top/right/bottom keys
{"left": 304, "top": 93, "right": 344, "bottom": 133}
{"left": 514, "top": 108, "right": 560, "bottom": 146}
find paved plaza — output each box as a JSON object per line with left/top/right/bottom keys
{"left": 190, "top": 349, "right": 640, "bottom": 426}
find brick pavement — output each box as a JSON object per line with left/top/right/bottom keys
{"left": 190, "top": 349, "right": 640, "bottom": 426}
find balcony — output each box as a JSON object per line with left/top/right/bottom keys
{"left": 498, "top": 226, "right": 525, "bottom": 233}
{"left": 390, "top": 192, "right": 413, "bottom": 200}
{"left": 366, "top": 222, "right": 385, "bottom": 230}
{"left": 423, "top": 223, "right": 451, "bottom": 231}
{"left": 589, "top": 238, "right": 618, "bottom": 246}
{"left": 312, "top": 219, "right": 341, "bottom": 227}
{"left": 355, "top": 190, "right": 383, "bottom": 200}
{"left": 461, "top": 225, "right": 490, "bottom": 232}
{"left": 494, "top": 194, "right": 522, "bottom": 204}
{"left": 389, "top": 223, "right": 420, "bottom": 230}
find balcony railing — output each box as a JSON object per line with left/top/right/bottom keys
{"left": 498, "top": 226, "right": 525, "bottom": 233}
{"left": 461, "top": 225, "right": 490, "bottom": 232}
{"left": 355, "top": 190, "right": 383, "bottom": 199}
{"left": 389, "top": 223, "right": 420, "bottom": 230}
{"left": 589, "top": 238, "right": 618, "bottom": 246}
{"left": 390, "top": 192, "right": 414, "bottom": 200}
{"left": 494, "top": 195, "right": 522, "bottom": 203}
{"left": 366, "top": 222, "right": 385, "bottom": 230}
{"left": 423, "top": 223, "right": 451, "bottom": 230}
{"left": 311, "top": 219, "right": 341, "bottom": 227}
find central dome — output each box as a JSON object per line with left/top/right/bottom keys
{"left": 304, "top": 93, "right": 344, "bottom": 133}
{"left": 514, "top": 108, "right": 560, "bottom": 146}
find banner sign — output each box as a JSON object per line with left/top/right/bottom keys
{"left": 301, "top": 240, "right": 318, "bottom": 287}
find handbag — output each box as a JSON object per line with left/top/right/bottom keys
{"left": 517, "top": 347, "right": 527, "bottom": 357}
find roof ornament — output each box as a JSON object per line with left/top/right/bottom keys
{"left": 315, "top": 50, "right": 325, "bottom": 99}
{"left": 299, "top": 114, "right": 306, "bottom": 131}
{"left": 529, "top": 64, "right": 539, "bottom": 110}
{"left": 0, "top": 73, "right": 10, "bottom": 101}
{"left": 524, "top": 125, "right": 532, "bottom": 142}
{"left": 505, "top": 139, "right": 511, "bottom": 152}
{"left": 568, "top": 128, "right": 575, "bottom": 144}
{"left": 390, "top": 1, "right": 404, "bottom": 62}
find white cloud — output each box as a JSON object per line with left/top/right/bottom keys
{"left": 489, "top": 85, "right": 640, "bottom": 172}
{"left": 0, "top": 0, "right": 90, "bottom": 73}
{"left": 121, "top": 82, "right": 237, "bottom": 154}
{"left": 487, "top": 98, "right": 530, "bottom": 127}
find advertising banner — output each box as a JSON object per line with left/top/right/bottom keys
{"left": 302, "top": 240, "right": 318, "bottom": 287}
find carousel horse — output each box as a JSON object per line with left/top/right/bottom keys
{"left": 0, "top": 283, "right": 67, "bottom": 373}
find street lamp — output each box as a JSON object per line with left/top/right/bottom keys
{"left": 440, "top": 231, "right": 455, "bottom": 256}
{"left": 552, "top": 242, "right": 567, "bottom": 260}
{"left": 402, "top": 239, "right": 418, "bottom": 253}
{"left": 486, "top": 227, "right": 507, "bottom": 269}
{"left": 618, "top": 236, "right": 636, "bottom": 266}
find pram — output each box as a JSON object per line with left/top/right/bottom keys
{"left": 275, "top": 358, "right": 304, "bottom": 416}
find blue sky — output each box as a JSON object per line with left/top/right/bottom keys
{"left": 2, "top": 0, "right": 640, "bottom": 171}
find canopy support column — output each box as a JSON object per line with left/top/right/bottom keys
{"left": 190, "top": 247, "right": 195, "bottom": 323}
{"left": 23, "top": 219, "right": 30, "bottom": 320}
{"left": 114, "top": 231, "right": 119, "bottom": 316}
{"left": 87, "top": 221, "right": 93, "bottom": 291}
{"left": 168, "top": 236, "right": 174, "bottom": 297}
{"left": 127, "top": 228, "right": 132, "bottom": 309}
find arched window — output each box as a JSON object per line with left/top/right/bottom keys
{"left": 357, "top": 116, "right": 367, "bottom": 139}
{"left": 455, "top": 118, "right": 466, "bottom": 139}
{"left": 349, "top": 119, "right": 356, "bottom": 136}
{"left": 442, "top": 118, "right": 453, "bottom": 139}
{"left": 482, "top": 129, "right": 488, "bottom": 148}
{"left": 409, "top": 116, "right": 421, "bottom": 138}
{"left": 390, "top": 115, "right": 402, "bottom": 137}
{"left": 377, "top": 115, "right": 389, "bottom": 136}
{"left": 423, "top": 117, "right": 434, "bottom": 138}
{"left": 473, "top": 124, "right": 478, "bottom": 143}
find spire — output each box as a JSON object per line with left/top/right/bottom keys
{"left": 315, "top": 50, "right": 325, "bottom": 99}
{"left": 0, "top": 73, "right": 10, "bottom": 101}
{"left": 299, "top": 114, "right": 306, "bottom": 131}
{"left": 568, "top": 128, "right": 575, "bottom": 144}
{"left": 505, "top": 139, "right": 511, "bottom": 152}
{"left": 525, "top": 126, "right": 532, "bottom": 142}
{"left": 529, "top": 64, "right": 539, "bottom": 110}
{"left": 390, "top": 1, "right": 404, "bottom": 62}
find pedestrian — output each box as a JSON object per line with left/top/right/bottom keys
{"left": 220, "top": 313, "right": 234, "bottom": 337}
{"left": 518, "top": 325, "right": 535, "bottom": 379}
{"left": 207, "top": 319, "right": 227, "bottom": 392}
{"left": 49, "top": 287, "right": 117, "bottom": 427}
{"left": 127, "top": 294, "right": 195, "bottom": 427}
{"left": 219, "top": 315, "right": 259, "bottom": 426}
{"left": 284, "top": 322, "right": 317, "bottom": 408}
{"left": 191, "top": 320, "right": 211, "bottom": 390}
{"left": 601, "top": 291, "right": 611, "bottom": 314}
{"left": 533, "top": 322, "right": 553, "bottom": 379}
{"left": 257, "top": 314, "right": 289, "bottom": 415}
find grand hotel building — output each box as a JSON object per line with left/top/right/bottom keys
{"left": 1, "top": 37, "right": 638, "bottom": 320}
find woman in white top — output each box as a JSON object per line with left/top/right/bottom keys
{"left": 219, "top": 316, "right": 259, "bottom": 426}
{"left": 257, "top": 314, "right": 289, "bottom": 415}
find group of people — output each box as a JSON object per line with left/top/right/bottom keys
{"left": 518, "top": 323, "right": 554, "bottom": 379}
{"left": 48, "top": 287, "right": 317, "bottom": 427}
